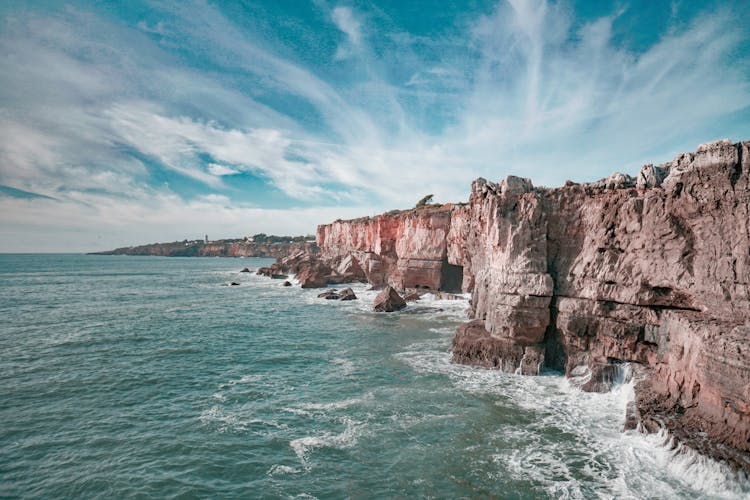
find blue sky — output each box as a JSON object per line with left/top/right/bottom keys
{"left": 1, "top": 0, "right": 748, "bottom": 252}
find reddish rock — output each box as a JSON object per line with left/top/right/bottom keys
{"left": 296, "top": 264, "right": 329, "bottom": 288}
{"left": 452, "top": 320, "right": 544, "bottom": 375}
{"left": 313, "top": 139, "right": 750, "bottom": 472}
{"left": 373, "top": 286, "right": 406, "bottom": 312}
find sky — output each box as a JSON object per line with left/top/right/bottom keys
{"left": 1, "top": 0, "right": 748, "bottom": 252}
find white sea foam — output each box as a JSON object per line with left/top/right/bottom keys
{"left": 331, "top": 357, "right": 356, "bottom": 377}
{"left": 395, "top": 339, "right": 750, "bottom": 498}
{"left": 199, "top": 405, "right": 287, "bottom": 433}
{"left": 266, "top": 464, "right": 300, "bottom": 476}
{"left": 295, "top": 393, "right": 373, "bottom": 412}
{"left": 218, "top": 373, "right": 262, "bottom": 390}
{"left": 289, "top": 416, "right": 363, "bottom": 470}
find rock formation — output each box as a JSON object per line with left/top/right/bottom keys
{"left": 373, "top": 286, "right": 407, "bottom": 312}
{"left": 308, "top": 139, "right": 750, "bottom": 472}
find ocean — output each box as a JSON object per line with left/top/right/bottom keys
{"left": 1, "top": 254, "right": 748, "bottom": 498}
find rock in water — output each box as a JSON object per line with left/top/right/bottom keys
{"left": 318, "top": 290, "right": 340, "bottom": 300}
{"left": 373, "top": 286, "right": 406, "bottom": 312}
{"left": 282, "top": 281, "right": 292, "bottom": 287}
{"left": 240, "top": 268, "right": 251, "bottom": 273}
{"left": 339, "top": 288, "right": 357, "bottom": 301}
{"left": 230, "top": 282, "right": 240, "bottom": 286}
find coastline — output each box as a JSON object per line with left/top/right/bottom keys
{"left": 257, "top": 139, "right": 750, "bottom": 474}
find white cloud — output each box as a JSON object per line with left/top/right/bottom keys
{"left": 207, "top": 163, "right": 239, "bottom": 176}
{"left": 332, "top": 7, "right": 361, "bottom": 45}
{"left": 0, "top": 0, "right": 749, "bottom": 251}
{"left": 0, "top": 193, "right": 380, "bottom": 252}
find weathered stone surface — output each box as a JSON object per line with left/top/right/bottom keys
{"left": 318, "top": 290, "right": 340, "bottom": 299}
{"left": 339, "top": 287, "right": 357, "bottom": 301}
{"left": 312, "top": 139, "right": 750, "bottom": 471}
{"left": 373, "top": 286, "right": 406, "bottom": 312}
{"left": 451, "top": 320, "right": 544, "bottom": 375}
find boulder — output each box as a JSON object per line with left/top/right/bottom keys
{"left": 240, "top": 267, "right": 251, "bottom": 273}
{"left": 373, "top": 286, "right": 406, "bottom": 312}
{"left": 296, "top": 264, "right": 330, "bottom": 288}
{"left": 318, "top": 290, "right": 340, "bottom": 300}
{"left": 339, "top": 287, "right": 357, "bottom": 301}
{"left": 230, "top": 282, "right": 240, "bottom": 286}
{"left": 282, "top": 281, "right": 292, "bottom": 287}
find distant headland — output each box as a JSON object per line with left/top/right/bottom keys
{"left": 89, "top": 233, "right": 317, "bottom": 258}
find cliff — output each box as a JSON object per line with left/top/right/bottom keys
{"left": 311, "top": 139, "right": 750, "bottom": 472}
{"left": 91, "top": 240, "right": 318, "bottom": 258}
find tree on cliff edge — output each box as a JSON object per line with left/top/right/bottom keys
{"left": 416, "top": 194, "right": 434, "bottom": 208}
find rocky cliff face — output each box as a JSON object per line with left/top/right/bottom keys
{"left": 314, "top": 139, "right": 750, "bottom": 471}
{"left": 317, "top": 206, "right": 463, "bottom": 292}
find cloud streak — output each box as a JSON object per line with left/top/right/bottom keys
{"left": 0, "top": 0, "right": 748, "bottom": 251}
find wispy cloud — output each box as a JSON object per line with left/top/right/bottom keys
{"left": 332, "top": 6, "right": 362, "bottom": 59}
{"left": 0, "top": 0, "right": 748, "bottom": 251}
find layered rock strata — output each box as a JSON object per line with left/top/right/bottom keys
{"left": 303, "top": 139, "right": 750, "bottom": 471}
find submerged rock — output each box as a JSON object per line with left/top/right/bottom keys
{"left": 240, "top": 267, "right": 251, "bottom": 273}
{"left": 373, "top": 286, "right": 406, "bottom": 312}
{"left": 229, "top": 282, "right": 240, "bottom": 286}
{"left": 282, "top": 281, "right": 292, "bottom": 287}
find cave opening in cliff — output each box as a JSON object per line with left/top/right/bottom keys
{"left": 440, "top": 260, "right": 463, "bottom": 293}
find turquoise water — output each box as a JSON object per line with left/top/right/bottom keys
{"left": 1, "top": 254, "right": 748, "bottom": 498}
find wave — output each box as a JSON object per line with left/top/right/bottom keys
{"left": 394, "top": 338, "right": 750, "bottom": 498}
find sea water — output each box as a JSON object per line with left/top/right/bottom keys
{"left": 1, "top": 254, "right": 748, "bottom": 498}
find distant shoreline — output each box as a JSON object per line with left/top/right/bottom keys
{"left": 89, "top": 236, "right": 317, "bottom": 259}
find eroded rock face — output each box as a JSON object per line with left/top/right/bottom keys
{"left": 373, "top": 286, "right": 407, "bottom": 312}
{"left": 313, "top": 139, "right": 750, "bottom": 471}
{"left": 317, "top": 206, "right": 460, "bottom": 292}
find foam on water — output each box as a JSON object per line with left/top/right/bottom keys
{"left": 289, "top": 416, "right": 365, "bottom": 470}
{"left": 3, "top": 254, "right": 747, "bottom": 498}
{"left": 395, "top": 337, "right": 750, "bottom": 498}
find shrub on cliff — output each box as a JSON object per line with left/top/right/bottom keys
{"left": 416, "top": 194, "right": 434, "bottom": 208}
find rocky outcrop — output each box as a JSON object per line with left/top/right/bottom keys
{"left": 260, "top": 250, "right": 367, "bottom": 288}
{"left": 373, "top": 286, "right": 407, "bottom": 312}
{"left": 314, "top": 139, "right": 750, "bottom": 472}
{"left": 317, "top": 206, "right": 464, "bottom": 292}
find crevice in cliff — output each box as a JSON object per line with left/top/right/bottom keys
{"left": 554, "top": 293, "right": 702, "bottom": 312}
{"left": 543, "top": 296, "right": 566, "bottom": 372}
{"left": 731, "top": 144, "right": 743, "bottom": 189}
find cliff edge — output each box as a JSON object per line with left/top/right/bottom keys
{"left": 305, "top": 139, "right": 750, "bottom": 472}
